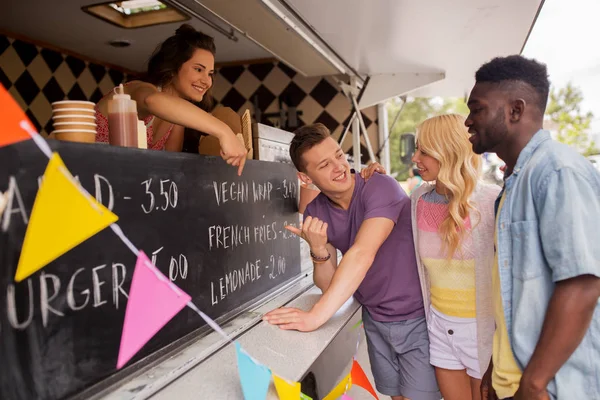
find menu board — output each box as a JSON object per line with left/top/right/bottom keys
{"left": 0, "top": 140, "right": 301, "bottom": 400}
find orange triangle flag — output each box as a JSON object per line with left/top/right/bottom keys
{"left": 351, "top": 359, "right": 379, "bottom": 399}
{"left": 0, "top": 84, "right": 34, "bottom": 147}
{"left": 14, "top": 153, "right": 118, "bottom": 282}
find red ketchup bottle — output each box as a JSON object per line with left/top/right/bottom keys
{"left": 108, "top": 84, "right": 138, "bottom": 147}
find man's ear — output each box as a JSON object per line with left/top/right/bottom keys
{"left": 298, "top": 171, "right": 312, "bottom": 185}
{"left": 510, "top": 98, "right": 526, "bottom": 122}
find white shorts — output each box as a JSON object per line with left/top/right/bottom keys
{"left": 427, "top": 306, "right": 482, "bottom": 379}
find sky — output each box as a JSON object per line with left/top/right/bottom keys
{"left": 522, "top": 0, "right": 600, "bottom": 133}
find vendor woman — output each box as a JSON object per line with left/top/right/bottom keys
{"left": 95, "top": 24, "right": 247, "bottom": 175}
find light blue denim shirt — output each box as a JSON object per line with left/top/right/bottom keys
{"left": 495, "top": 129, "right": 600, "bottom": 399}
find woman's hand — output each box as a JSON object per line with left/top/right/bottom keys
{"left": 360, "top": 162, "right": 387, "bottom": 181}
{"left": 219, "top": 133, "right": 247, "bottom": 176}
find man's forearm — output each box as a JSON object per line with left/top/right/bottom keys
{"left": 520, "top": 275, "right": 600, "bottom": 393}
{"left": 311, "top": 244, "right": 336, "bottom": 291}
{"left": 313, "top": 261, "right": 336, "bottom": 291}
{"left": 310, "top": 246, "right": 373, "bottom": 324}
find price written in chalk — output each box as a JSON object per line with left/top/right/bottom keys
{"left": 281, "top": 221, "right": 299, "bottom": 240}
{"left": 151, "top": 247, "right": 189, "bottom": 282}
{"left": 210, "top": 254, "right": 289, "bottom": 305}
{"left": 280, "top": 179, "right": 297, "bottom": 199}
{"left": 267, "top": 255, "right": 286, "bottom": 280}
{"left": 2, "top": 173, "right": 183, "bottom": 232}
{"left": 141, "top": 178, "right": 179, "bottom": 214}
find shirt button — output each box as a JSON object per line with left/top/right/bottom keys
{"left": 504, "top": 260, "right": 508, "bottom": 267}
{"left": 501, "top": 223, "right": 505, "bottom": 229}
{"left": 448, "top": 329, "right": 454, "bottom": 335}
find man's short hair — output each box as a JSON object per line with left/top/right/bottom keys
{"left": 289, "top": 123, "right": 332, "bottom": 172}
{"left": 475, "top": 55, "right": 550, "bottom": 113}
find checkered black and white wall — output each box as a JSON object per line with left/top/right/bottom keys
{"left": 0, "top": 33, "right": 379, "bottom": 153}
{"left": 212, "top": 62, "right": 380, "bottom": 152}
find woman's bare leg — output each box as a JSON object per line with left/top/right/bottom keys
{"left": 434, "top": 367, "right": 472, "bottom": 400}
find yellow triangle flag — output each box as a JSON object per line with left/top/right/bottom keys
{"left": 273, "top": 374, "right": 301, "bottom": 400}
{"left": 15, "top": 153, "right": 118, "bottom": 282}
{"left": 323, "top": 373, "right": 351, "bottom": 400}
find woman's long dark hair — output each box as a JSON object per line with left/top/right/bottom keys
{"left": 145, "top": 24, "right": 216, "bottom": 111}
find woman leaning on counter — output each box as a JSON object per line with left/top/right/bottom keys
{"left": 94, "top": 24, "right": 247, "bottom": 175}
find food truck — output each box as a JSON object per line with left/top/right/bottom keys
{"left": 0, "top": 1, "right": 544, "bottom": 398}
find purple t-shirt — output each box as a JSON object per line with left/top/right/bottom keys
{"left": 305, "top": 173, "right": 424, "bottom": 322}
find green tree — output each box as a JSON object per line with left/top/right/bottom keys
{"left": 387, "top": 97, "right": 469, "bottom": 180}
{"left": 545, "top": 83, "right": 596, "bottom": 155}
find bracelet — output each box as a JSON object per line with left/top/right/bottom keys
{"left": 310, "top": 250, "right": 331, "bottom": 263}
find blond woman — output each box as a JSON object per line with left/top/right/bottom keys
{"left": 411, "top": 114, "right": 500, "bottom": 400}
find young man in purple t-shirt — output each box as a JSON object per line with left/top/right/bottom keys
{"left": 264, "top": 124, "right": 440, "bottom": 400}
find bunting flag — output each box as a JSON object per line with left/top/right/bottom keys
{"left": 0, "top": 84, "right": 33, "bottom": 147}
{"left": 14, "top": 153, "right": 118, "bottom": 282}
{"left": 300, "top": 393, "right": 313, "bottom": 400}
{"left": 340, "top": 395, "right": 353, "bottom": 400}
{"left": 235, "top": 341, "right": 272, "bottom": 400}
{"left": 323, "top": 373, "right": 351, "bottom": 400}
{"left": 350, "top": 360, "right": 379, "bottom": 400}
{"left": 273, "top": 374, "right": 301, "bottom": 400}
{"left": 350, "top": 319, "right": 363, "bottom": 330}
{"left": 117, "top": 251, "right": 191, "bottom": 368}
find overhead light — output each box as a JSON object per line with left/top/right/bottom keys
{"left": 83, "top": 1, "right": 189, "bottom": 29}
{"left": 108, "top": 0, "right": 166, "bottom": 15}
{"left": 259, "top": 0, "right": 347, "bottom": 75}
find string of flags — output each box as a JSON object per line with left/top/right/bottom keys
{"left": 0, "top": 84, "right": 379, "bottom": 400}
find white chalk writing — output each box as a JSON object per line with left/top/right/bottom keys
{"left": 169, "top": 254, "right": 189, "bottom": 282}
{"left": 211, "top": 259, "right": 262, "bottom": 305}
{"left": 252, "top": 181, "right": 273, "bottom": 202}
{"left": 94, "top": 174, "right": 114, "bottom": 211}
{"left": 268, "top": 255, "right": 287, "bottom": 280}
{"left": 208, "top": 225, "right": 251, "bottom": 250}
{"left": 3, "top": 262, "right": 130, "bottom": 330}
{"left": 281, "top": 179, "right": 298, "bottom": 199}
{"left": 141, "top": 178, "right": 179, "bottom": 214}
{"left": 213, "top": 181, "right": 249, "bottom": 206}
{"left": 1, "top": 176, "right": 28, "bottom": 232}
{"left": 253, "top": 222, "right": 278, "bottom": 244}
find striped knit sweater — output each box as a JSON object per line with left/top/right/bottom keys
{"left": 416, "top": 189, "right": 476, "bottom": 318}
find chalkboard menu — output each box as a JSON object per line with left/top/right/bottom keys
{"left": 0, "top": 140, "right": 301, "bottom": 400}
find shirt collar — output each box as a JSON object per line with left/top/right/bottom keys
{"left": 504, "top": 129, "right": 550, "bottom": 187}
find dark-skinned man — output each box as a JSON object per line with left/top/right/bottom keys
{"left": 465, "top": 55, "right": 600, "bottom": 400}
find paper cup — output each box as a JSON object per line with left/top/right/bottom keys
{"left": 53, "top": 122, "right": 97, "bottom": 131}
{"left": 52, "top": 114, "right": 96, "bottom": 122}
{"left": 53, "top": 130, "right": 97, "bottom": 144}
{"left": 52, "top": 108, "right": 96, "bottom": 117}
{"left": 52, "top": 101, "right": 95, "bottom": 110}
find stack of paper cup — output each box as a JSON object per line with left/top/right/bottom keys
{"left": 51, "top": 100, "right": 97, "bottom": 143}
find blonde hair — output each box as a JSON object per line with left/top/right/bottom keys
{"left": 416, "top": 114, "right": 482, "bottom": 258}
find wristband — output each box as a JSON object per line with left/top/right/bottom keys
{"left": 310, "top": 250, "right": 331, "bottom": 263}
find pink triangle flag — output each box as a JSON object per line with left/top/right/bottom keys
{"left": 117, "top": 251, "right": 191, "bottom": 369}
